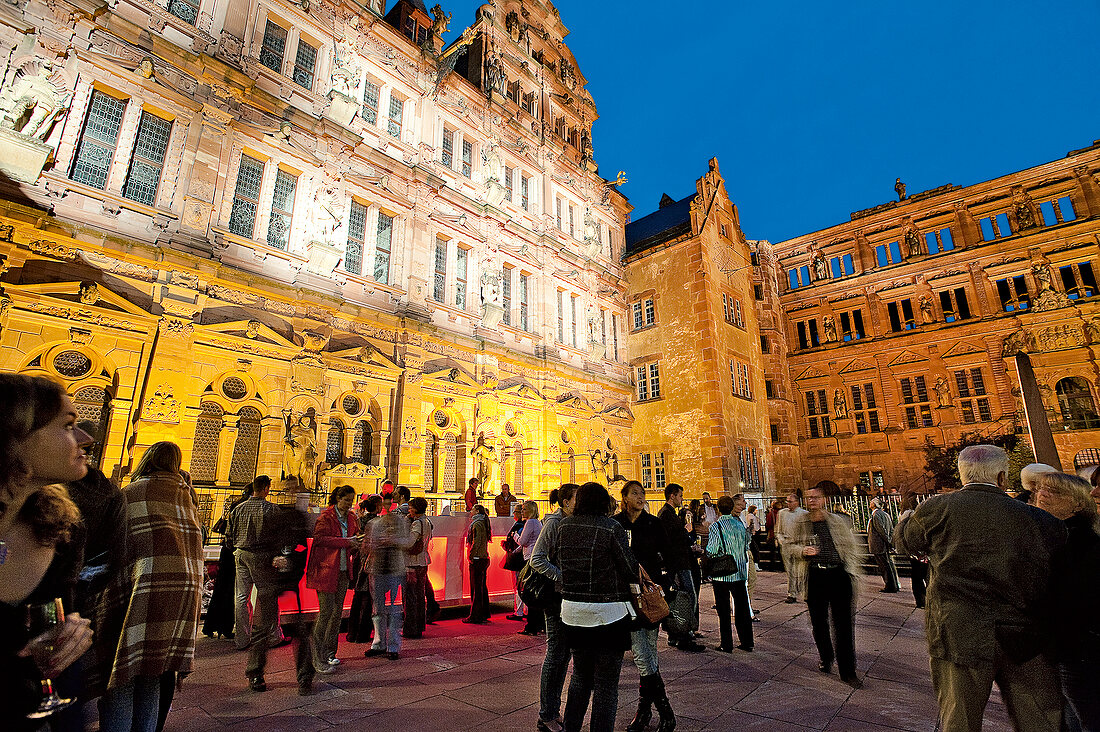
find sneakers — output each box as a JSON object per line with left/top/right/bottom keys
{"left": 314, "top": 661, "right": 337, "bottom": 674}
{"left": 327, "top": 656, "right": 341, "bottom": 666}
{"left": 248, "top": 676, "right": 267, "bottom": 692}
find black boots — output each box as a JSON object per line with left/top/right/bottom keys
{"left": 627, "top": 676, "right": 655, "bottom": 732}
{"left": 651, "top": 674, "right": 676, "bottom": 732}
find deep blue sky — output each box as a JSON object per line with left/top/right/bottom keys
{"left": 442, "top": 1, "right": 1100, "bottom": 242}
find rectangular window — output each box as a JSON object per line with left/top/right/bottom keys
{"left": 455, "top": 247, "right": 467, "bottom": 309}
{"left": 611, "top": 313, "right": 619, "bottom": 360}
{"left": 556, "top": 197, "right": 563, "bottom": 230}
{"left": 876, "top": 244, "right": 889, "bottom": 267}
{"left": 568, "top": 205, "right": 575, "bottom": 237}
{"left": 345, "top": 200, "right": 367, "bottom": 274}
{"left": 806, "top": 389, "right": 832, "bottom": 438}
{"left": 432, "top": 237, "right": 446, "bottom": 301}
{"left": 754, "top": 283, "right": 764, "bottom": 301}
{"left": 122, "top": 111, "right": 172, "bottom": 206}
{"left": 770, "top": 424, "right": 780, "bottom": 442}
{"left": 851, "top": 382, "right": 881, "bottom": 434}
{"left": 889, "top": 241, "right": 903, "bottom": 263}
{"left": 70, "top": 90, "right": 127, "bottom": 189}
{"left": 501, "top": 265, "right": 512, "bottom": 325}
{"left": 387, "top": 95, "right": 403, "bottom": 139}
{"left": 571, "top": 294, "right": 579, "bottom": 348}
{"left": 374, "top": 212, "right": 393, "bottom": 283}
{"left": 504, "top": 166, "right": 513, "bottom": 202}
{"left": 1059, "top": 262, "right": 1098, "bottom": 299}
{"left": 292, "top": 39, "right": 317, "bottom": 90}
{"left": 901, "top": 376, "right": 934, "bottom": 429}
{"left": 829, "top": 254, "right": 855, "bottom": 278}
{"left": 461, "top": 139, "right": 473, "bottom": 177}
{"left": 839, "top": 310, "right": 864, "bottom": 341}
{"left": 228, "top": 154, "right": 264, "bottom": 238}
{"left": 637, "top": 362, "right": 662, "bottom": 401}
{"left": 519, "top": 273, "right": 529, "bottom": 330}
{"left": 520, "top": 175, "right": 529, "bottom": 210}
{"left": 996, "top": 275, "right": 1031, "bottom": 311}
{"left": 557, "top": 291, "right": 564, "bottom": 343}
{"left": 939, "top": 287, "right": 971, "bottom": 322}
{"left": 166, "top": 0, "right": 198, "bottom": 24}
{"left": 362, "top": 80, "right": 379, "bottom": 124}
{"left": 654, "top": 453, "right": 666, "bottom": 490}
{"left": 640, "top": 452, "right": 652, "bottom": 491}
{"left": 765, "top": 379, "right": 775, "bottom": 399}
{"left": 955, "top": 369, "right": 992, "bottom": 423}
{"left": 266, "top": 168, "right": 297, "bottom": 250}
{"left": 888, "top": 299, "right": 915, "bottom": 331}
{"left": 797, "top": 321, "right": 809, "bottom": 350}
{"left": 260, "top": 20, "right": 287, "bottom": 73}
{"left": 734, "top": 299, "right": 744, "bottom": 327}
{"left": 441, "top": 127, "right": 454, "bottom": 167}
{"left": 600, "top": 309, "right": 607, "bottom": 345}
{"left": 760, "top": 335, "right": 769, "bottom": 353}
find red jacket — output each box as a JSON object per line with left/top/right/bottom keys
{"left": 305, "top": 506, "right": 359, "bottom": 592}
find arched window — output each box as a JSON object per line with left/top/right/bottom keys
{"left": 423, "top": 433, "right": 438, "bottom": 492}
{"left": 228, "top": 406, "right": 262, "bottom": 485}
{"left": 190, "top": 402, "right": 224, "bottom": 484}
{"left": 1074, "top": 448, "right": 1100, "bottom": 470}
{"left": 352, "top": 420, "right": 373, "bottom": 464}
{"left": 513, "top": 441, "right": 524, "bottom": 493}
{"left": 326, "top": 418, "right": 345, "bottom": 464}
{"left": 73, "top": 385, "right": 110, "bottom": 468}
{"left": 442, "top": 433, "right": 457, "bottom": 493}
{"left": 1056, "top": 377, "right": 1100, "bottom": 430}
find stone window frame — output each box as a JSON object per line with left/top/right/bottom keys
{"left": 251, "top": 7, "right": 329, "bottom": 97}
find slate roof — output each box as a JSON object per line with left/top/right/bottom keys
{"left": 624, "top": 194, "right": 693, "bottom": 258}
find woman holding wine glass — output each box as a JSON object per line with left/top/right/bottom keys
{"left": 0, "top": 373, "right": 95, "bottom": 725}
{"left": 92, "top": 440, "right": 203, "bottom": 732}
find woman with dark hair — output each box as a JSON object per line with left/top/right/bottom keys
{"left": 897, "top": 493, "right": 928, "bottom": 609}
{"left": 0, "top": 374, "right": 94, "bottom": 726}
{"left": 95, "top": 440, "right": 204, "bottom": 731}
{"left": 558, "top": 482, "right": 639, "bottom": 732}
{"left": 202, "top": 482, "right": 255, "bottom": 639}
{"left": 307, "top": 484, "right": 359, "bottom": 672}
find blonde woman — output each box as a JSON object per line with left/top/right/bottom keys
{"left": 516, "top": 501, "right": 544, "bottom": 635}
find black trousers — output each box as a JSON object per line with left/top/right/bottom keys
{"left": 806, "top": 565, "right": 856, "bottom": 677}
{"left": 468, "top": 558, "right": 491, "bottom": 621}
{"left": 712, "top": 579, "right": 753, "bottom": 650}
{"left": 909, "top": 557, "right": 928, "bottom": 607}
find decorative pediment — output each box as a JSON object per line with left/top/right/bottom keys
{"left": 795, "top": 365, "right": 830, "bottom": 381}
{"left": 495, "top": 377, "right": 544, "bottom": 401}
{"left": 888, "top": 349, "right": 927, "bottom": 367}
{"left": 839, "top": 358, "right": 877, "bottom": 374}
{"left": 942, "top": 341, "right": 985, "bottom": 359}
{"left": 556, "top": 391, "right": 592, "bottom": 412}
{"left": 600, "top": 403, "right": 634, "bottom": 420}
{"left": 199, "top": 320, "right": 297, "bottom": 349}
{"left": 13, "top": 280, "right": 152, "bottom": 318}
{"left": 423, "top": 361, "right": 481, "bottom": 388}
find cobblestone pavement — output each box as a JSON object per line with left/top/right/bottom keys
{"left": 165, "top": 571, "right": 1013, "bottom": 731}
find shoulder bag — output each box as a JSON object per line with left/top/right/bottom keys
{"left": 701, "top": 521, "right": 739, "bottom": 579}
{"left": 631, "top": 566, "right": 670, "bottom": 625}
{"left": 517, "top": 561, "right": 560, "bottom": 609}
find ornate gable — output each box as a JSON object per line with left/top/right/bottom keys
{"left": 839, "top": 358, "right": 877, "bottom": 374}
{"left": 888, "top": 350, "right": 927, "bottom": 367}
{"left": 795, "top": 365, "right": 830, "bottom": 381}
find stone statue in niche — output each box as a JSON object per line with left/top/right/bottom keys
{"left": 933, "top": 377, "right": 952, "bottom": 408}
{"left": 283, "top": 414, "right": 318, "bottom": 492}
{"left": 895, "top": 177, "right": 906, "bottom": 201}
{"left": 903, "top": 222, "right": 923, "bottom": 257}
{"left": 1012, "top": 187, "right": 1038, "bottom": 230}
{"left": 559, "top": 56, "right": 577, "bottom": 90}
{"left": 808, "top": 241, "right": 827, "bottom": 280}
{"left": 833, "top": 388, "right": 848, "bottom": 419}
{"left": 822, "top": 316, "right": 837, "bottom": 342}
{"left": 329, "top": 40, "right": 359, "bottom": 97}
{"left": 471, "top": 432, "right": 498, "bottom": 490}
{"left": 311, "top": 171, "right": 345, "bottom": 242}
{"left": 480, "top": 266, "right": 501, "bottom": 305}
{"left": 0, "top": 58, "right": 71, "bottom": 141}
{"left": 485, "top": 53, "right": 506, "bottom": 96}
{"left": 919, "top": 295, "right": 934, "bottom": 323}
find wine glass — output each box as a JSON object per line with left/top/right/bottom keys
{"left": 24, "top": 597, "right": 75, "bottom": 719}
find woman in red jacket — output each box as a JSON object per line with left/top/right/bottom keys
{"left": 306, "top": 485, "right": 359, "bottom": 673}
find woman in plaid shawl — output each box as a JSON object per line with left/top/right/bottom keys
{"left": 94, "top": 441, "right": 203, "bottom": 732}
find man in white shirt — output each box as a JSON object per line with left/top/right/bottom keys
{"left": 701, "top": 492, "right": 719, "bottom": 526}
{"left": 776, "top": 492, "right": 808, "bottom": 603}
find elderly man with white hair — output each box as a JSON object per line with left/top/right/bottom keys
{"left": 895, "top": 444, "right": 1067, "bottom": 732}
{"left": 867, "top": 497, "right": 899, "bottom": 592}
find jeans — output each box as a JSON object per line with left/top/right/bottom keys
{"left": 312, "top": 573, "right": 348, "bottom": 663}
{"left": 371, "top": 573, "right": 404, "bottom": 653}
{"left": 563, "top": 647, "right": 624, "bottom": 732}
{"left": 806, "top": 566, "right": 856, "bottom": 677}
{"left": 512, "top": 570, "right": 527, "bottom": 616}
{"left": 100, "top": 674, "right": 162, "bottom": 732}
{"left": 404, "top": 565, "right": 427, "bottom": 636}
{"left": 713, "top": 580, "right": 753, "bottom": 650}
{"left": 630, "top": 626, "right": 660, "bottom": 676}
{"left": 245, "top": 572, "right": 280, "bottom": 679}
{"left": 467, "top": 558, "right": 490, "bottom": 621}
{"left": 540, "top": 609, "right": 571, "bottom": 724}
{"left": 233, "top": 549, "right": 259, "bottom": 649}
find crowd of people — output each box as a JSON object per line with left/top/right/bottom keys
{"left": 3, "top": 370, "right": 1097, "bottom": 732}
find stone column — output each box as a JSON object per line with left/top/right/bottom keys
{"left": 1073, "top": 166, "right": 1100, "bottom": 219}
{"left": 170, "top": 104, "right": 235, "bottom": 254}
{"left": 215, "top": 413, "right": 239, "bottom": 488}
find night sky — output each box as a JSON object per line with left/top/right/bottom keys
{"left": 441, "top": 0, "right": 1100, "bottom": 242}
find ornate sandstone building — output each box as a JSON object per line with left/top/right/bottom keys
{"left": 1, "top": 0, "right": 1097, "bottom": 515}
{"left": 0, "top": 0, "right": 637, "bottom": 519}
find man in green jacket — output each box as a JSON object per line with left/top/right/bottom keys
{"left": 895, "top": 444, "right": 1067, "bottom": 732}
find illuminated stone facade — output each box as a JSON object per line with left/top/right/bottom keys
{"left": 622, "top": 160, "right": 772, "bottom": 497}
{"left": 772, "top": 142, "right": 1100, "bottom": 492}
{"left": 0, "top": 0, "right": 637, "bottom": 519}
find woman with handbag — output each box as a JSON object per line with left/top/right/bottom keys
{"left": 504, "top": 504, "right": 527, "bottom": 621}
{"left": 516, "top": 501, "right": 544, "bottom": 635}
{"left": 559, "top": 482, "right": 640, "bottom": 732}
{"left": 706, "top": 494, "right": 753, "bottom": 653}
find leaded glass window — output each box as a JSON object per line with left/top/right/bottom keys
{"left": 455, "top": 247, "right": 467, "bottom": 309}
{"left": 70, "top": 90, "right": 126, "bottom": 189}
{"left": 260, "top": 20, "right": 287, "bottom": 73}
{"left": 433, "top": 237, "right": 446, "bottom": 301}
{"left": 362, "top": 80, "right": 379, "bottom": 124}
{"left": 387, "top": 95, "right": 403, "bottom": 139}
{"left": 345, "top": 199, "right": 366, "bottom": 274}
{"left": 519, "top": 273, "right": 528, "bottom": 331}
{"left": 228, "top": 155, "right": 264, "bottom": 237}
{"left": 520, "top": 175, "right": 529, "bottom": 210}
{"left": 190, "top": 402, "right": 223, "bottom": 484}
{"left": 228, "top": 407, "right": 262, "bottom": 486}
{"left": 461, "top": 139, "right": 472, "bottom": 177}
{"left": 73, "top": 386, "right": 109, "bottom": 468}
{"left": 293, "top": 39, "right": 317, "bottom": 90}
{"left": 122, "top": 111, "right": 172, "bottom": 206}
{"left": 504, "top": 166, "right": 513, "bottom": 202}
{"left": 166, "top": 0, "right": 198, "bottom": 25}
{"left": 423, "top": 433, "right": 437, "bottom": 492}
{"left": 326, "top": 419, "right": 345, "bottom": 464}
{"left": 267, "top": 168, "right": 297, "bottom": 250}
{"left": 374, "top": 212, "right": 393, "bottom": 283}
{"left": 441, "top": 127, "right": 454, "bottom": 167}
{"left": 501, "top": 266, "right": 512, "bottom": 325}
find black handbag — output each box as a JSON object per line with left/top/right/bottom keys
{"left": 502, "top": 547, "right": 526, "bottom": 571}
{"left": 517, "top": 562, "right": 560, "bottom": 609}
{"left": 701, "top": 522, "right": 739, "bottom": 578}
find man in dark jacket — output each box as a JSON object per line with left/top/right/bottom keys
{"left": 657, "top": 483, "right": 705, "bottom": 652}
{"left": 615, "top": 480, "right": 677, "bottom": 732}
{"left": 867, "top": 498, "right": 899, "bottom": 592}
{"left": 896, "top": 444, "right": 1066, "bottom": 732}
{"left": 463, "top": 505, "right": 492, "bottom": 623}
